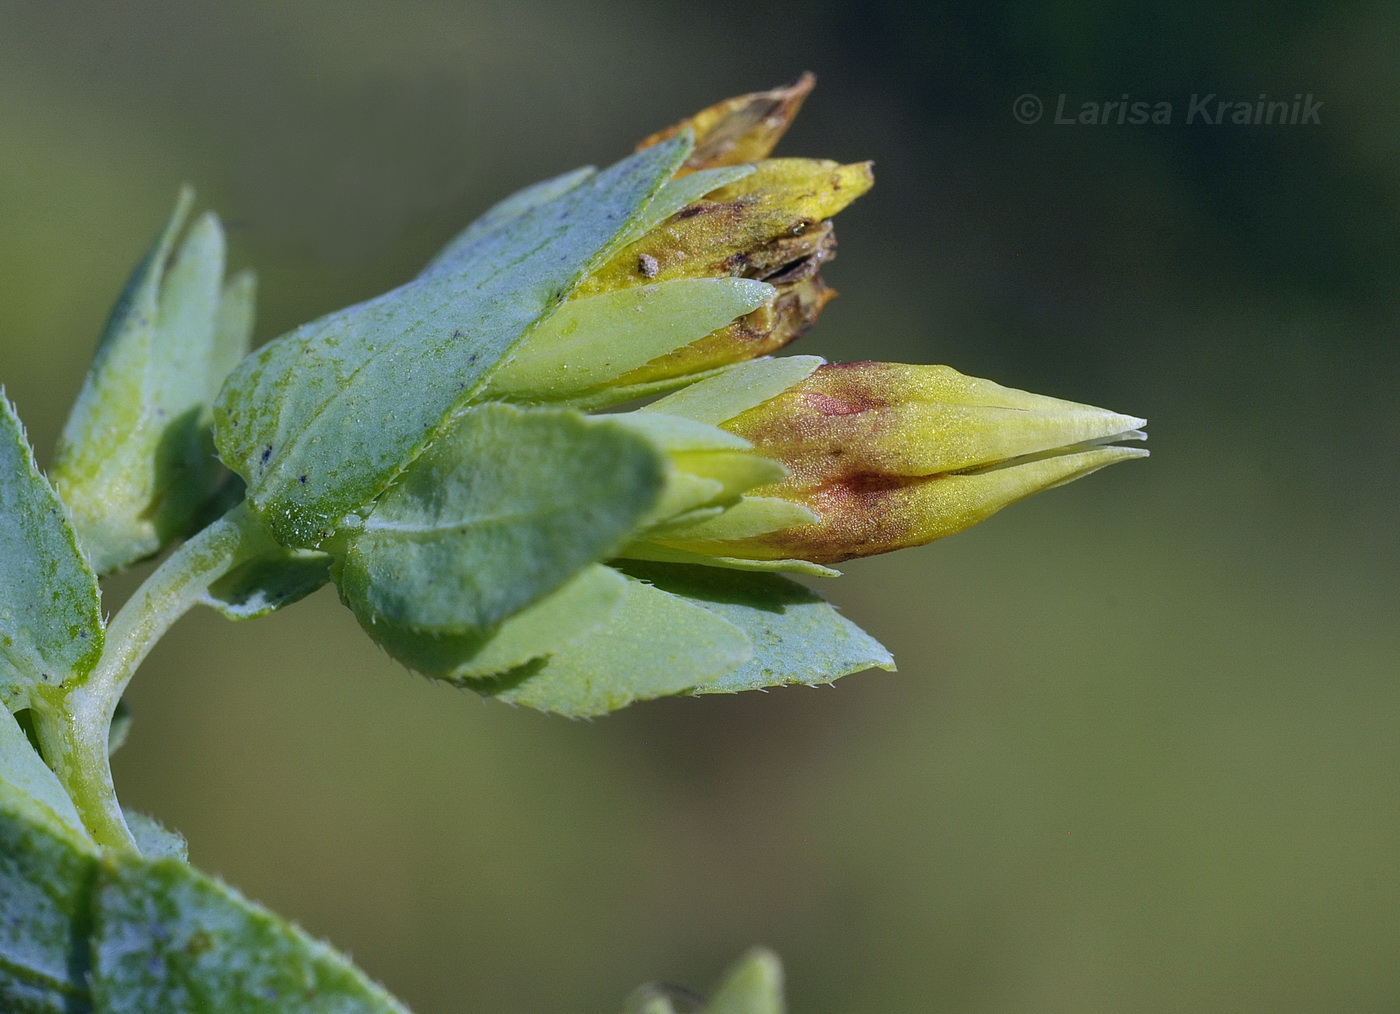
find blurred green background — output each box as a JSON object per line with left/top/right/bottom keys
{"left": 3, "top": 2, "right": 1398, "bottom": 1011}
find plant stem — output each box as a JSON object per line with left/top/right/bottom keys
{"left": 36, "top": 501, "right": 275, "bottom": 853}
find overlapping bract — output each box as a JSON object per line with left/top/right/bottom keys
{"left": 202, "top": 76, "right": 1145, "bottom": 716}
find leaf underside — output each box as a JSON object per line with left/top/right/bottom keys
{"left": 214, "top": 135, "right": 692, "bottom": 548}
{"left": 0, "top": 803, "right": 409, "bottom": 1014}
{"left": 447, "top": 561, "right": 891, "bottom": 717}
{"left": 615, "top": 561, "right": 894, "bottom": 694}
{"left": 338, "top": 404, "right": 666, "bottom": 633}
{"left": 0, "top": 396, "right": 103, "bottom": 713}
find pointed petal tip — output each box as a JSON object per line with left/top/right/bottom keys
{"left": 1112, "top": 416, "right": 1148, "bottom": 436}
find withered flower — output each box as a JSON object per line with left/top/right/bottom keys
{"left": 483, "top": 75, "right": 868, "bottom": 403}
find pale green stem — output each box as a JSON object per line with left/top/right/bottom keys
{"left": 35, "top": 501, "right": 275, "bottom": 853}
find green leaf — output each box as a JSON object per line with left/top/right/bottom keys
{"left": 214, "top": 135, "right": 692, "bottom": 549}
{"left": 361, "top": 563, "right": 627, "bottom": 681}
{"left": 337, "top": 404, "right": 665, "bottom": 633}
{"left": 468, "top": 572, "right": 751, "bottom": 717}
{"left": 51, "top": 192, "right": 236, "bottom": 574}
{"left": 615, "top": 561, "right": 892, "bottom": 692}
{"left": 703, "top": 949, "right": 785, "bottom": 1014}
{"left": 641, "top": 356, "right": 822, "bottom": 425}
{"left": 199, "top": 551, "right": 332, "bottom": 621}
{"left": 423, "top": 166, "right": 596, "bottom": 274}
{"left": 91, "top": 855, "right": 411, "bottom": 1013}
{"left": 0, "top": 708, "right": 89, "bottom": 845}
{"left": 0, "top": 395, "right": 103, "bottom": 712}
{"left": 483, "top": 278, "right": 772, "bottom": 401}
{"left": 0, "top": 802, "right": 411, "bottom": 1014}
{"left": 122, "top": 811, "right": 188, "bottom": 862}
{"left": 0, "top": 802, "right": 96, "bottom": 1014}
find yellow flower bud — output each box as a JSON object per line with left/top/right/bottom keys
{"left": 650, "top": 362, "right": 1147, "bottom": 564}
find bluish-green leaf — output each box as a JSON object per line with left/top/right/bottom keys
{"left": 123, "top": 811, "right": 188, "bottom": 861}
{"left": 0, "top": 802, "right": 411, "bottom": 1014}
{"left": 91, "top": 855, "right": 411, "bottom": 1014}
{"left": 199, "top": 551, "right": 332, "bottom": 621}
{"left": 214, "top": 136, "right": 692, "bottom": 548}
{"left": 483, "top": 278, "right": 772, "bottom": 401}
{"left": 616, "top": 562, "right": 892, "bottom": 693}
{"left": 338, "top": 404, "right": 665, "bottom": 633}
{"left": 51, "top": 192, "right": 236, "bottom": 574}
{"left": 0, "top": 802, "right": 96, "bottom": 1014}
{"left": 362, "top": 563, "right": 627, "bottom": 681}
{"left": 0, "top": 395, "right": 103, "bottom": 712}
{"left": 423, "top": 166, "right": 596, "bottom": 274}
{"left": 469, "top": 571, "right": 751, "bottom": 717}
